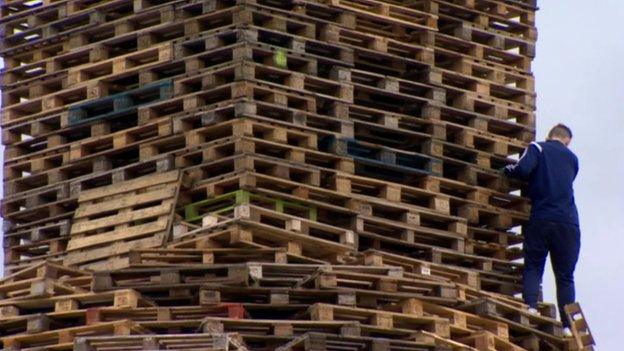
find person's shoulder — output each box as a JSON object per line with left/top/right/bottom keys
{"left": 558, "top": 143, "right": 578, "bottom": 162}
{"left": 568, "top": 148, "right": 579, "bottom": 162}
{"left": 531, "top": 141, "right": 545, "bottom": 152}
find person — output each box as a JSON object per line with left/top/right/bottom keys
{"left": 502, "top": 123, "right": 580, "bottom": 336}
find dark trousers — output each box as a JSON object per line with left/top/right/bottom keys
{"left": 523, "top": 219, "right": 580, "bottom": 327}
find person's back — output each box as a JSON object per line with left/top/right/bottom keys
{"left": 510, "top": 139, "right": 579, "bottom": 225}
{"left": 503, "top": 124, "right": 581, "bottom": 336}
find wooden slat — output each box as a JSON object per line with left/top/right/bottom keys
{"left": 67, "top": 218, "right": 169, "bottom": 251}
{"left": 70, "top": 203, "right": 172, "bottom": 234}
{"left": 65, "top": 234, "right": 167, "bottom": 266}
{"left": 74, "top": 188, "right": 176, "bottom": 219}
{"left": 77, "top": 171, "right": 180, "bottom": 202}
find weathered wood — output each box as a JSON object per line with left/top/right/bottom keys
{"left": 0, "top": 0, "right": 551, "bottom": 350}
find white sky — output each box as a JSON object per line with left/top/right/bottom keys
{"left": 0, "top": 1, "right": 621, "bottom": 347}
{"left": 535, "top": 1, "right": 624, "bottom": 348}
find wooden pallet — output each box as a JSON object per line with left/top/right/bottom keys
{"left": 3, "top": 118, "right": 171, "bottom": 187}
{"left": 564, "top": 303, "right": 595, "bottom": 351}
{"left": 0, "top": 261, "right": 90, "bottom": 303}
{"left": 73, "top": 333, "right": 249, "bottom": 351}
{"left": 66, "top": 79, "right": 174, "bottom": 127}
{"left": 320, "top": 135, "right": 443, "bottom": 177}
{"left": 0, "top": 289, "right": 153, "bottom": 320}
{"left": 459, "top": 298, "right": 564, "bottom": 346}
{"left": 128, "top": 247, "right": 292, "bottom": 266}
{"left": 275, "top": 331, "right": 437, "bottom": 351}
{"left": 198, "top": 284, "right": 456, "bottom": 312}
{"left": 197, "top": 316, "right": 366, "bottom": 338}
{"left": 195, "top": 316, "right": 453, "bottom": 345}
{"left": 458, "top": 330, "right": 527, "bottom": 351}
{"left": 1, "top": 319, "right": 150, "bottom": 350}
{"left": 361, "top": 249, "right": 480, "bottom": 289}
{"left": 64, "top": 170, "right": 184, "bottom": 270}
{"left": 2, "top": 156, "right": 174, "bottom": 272}
{"left": 305, "top": 303, "right": 451, "bottom": 338}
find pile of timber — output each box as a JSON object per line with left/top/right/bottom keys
{"left": 0, "top": 0, "right": 576, "bottom": 350}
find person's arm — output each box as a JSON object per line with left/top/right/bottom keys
{"left": 573, "top": 154, "right": 579, "bottom": 179}
{"left": 504, "top": 143, "right": 541, "bottom": 180}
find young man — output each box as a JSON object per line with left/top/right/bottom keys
{"left": 503, "top": 124, "right": 580, "bottom": 336}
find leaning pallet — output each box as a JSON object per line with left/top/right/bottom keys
{"left": 0, "top": 0, "right": 577, "bottom": 350}
{"left": 64, "top": 170, "right": 185, "bottom": 271}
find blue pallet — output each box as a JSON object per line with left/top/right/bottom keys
{"left": 320, "top": 135, "right": 441, "bottom": 177}
{"left": 68, "top": 79, "right": 173, "bottom": 126}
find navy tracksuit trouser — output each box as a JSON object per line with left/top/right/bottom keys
{"left": 523, "top": 219, "right": 580, "bottom": 328}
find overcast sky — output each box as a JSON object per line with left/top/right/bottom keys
{"left": 0, "top": 0, "right": 621, "bottom": 347}
{"left": 535, "top": 1, "right": 624, "bottom": 348}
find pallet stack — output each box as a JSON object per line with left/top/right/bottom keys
{"left": 0, "top": 0, "right": 573, "bottom": 350}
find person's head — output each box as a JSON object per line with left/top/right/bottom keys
{"left": 547, "top": 123, "right": 573, "bottom": 146}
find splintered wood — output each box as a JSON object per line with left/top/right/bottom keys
{"left": 0, "top": 0, "right": 579, "bottom": 350}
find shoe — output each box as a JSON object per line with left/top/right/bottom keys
{"left": 563, "top": 327, "right": 573, "bottom": 337}
{"left": 527, "top": 308, "right": 539, "bottom": 315}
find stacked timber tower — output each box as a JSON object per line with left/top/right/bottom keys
{"left": 0, "top": 0, "right": 571, "bottom": 350}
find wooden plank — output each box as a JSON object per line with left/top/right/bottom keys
{"left": 565, "top": 303, "right": 595, "bottom": 350}
{"left": 73, "top": 188, "right": 176, "bottom": 219}
{"left": 67, "top": 219, "right": 169, "bottom": 251}
{"left": 64, "top": 234, "right": 166, "bottom": 266}
{"left": 70, "top": 203, "right": 172, "bottom": 235}
{"left": 77, "top": 170, "right": 180, "bottom": 202}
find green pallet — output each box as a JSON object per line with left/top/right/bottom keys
{"left": 182, "top": 190, "right": 317, "bottom": 223}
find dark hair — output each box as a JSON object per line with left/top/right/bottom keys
{"left": 548, "top": 123, "right": 573, "bottom": 139}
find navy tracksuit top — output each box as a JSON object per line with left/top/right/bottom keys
{"left": 504, "top": 140, "right": 579, "bottom": 226}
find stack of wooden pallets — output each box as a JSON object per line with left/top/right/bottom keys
{"left": 0, "top": 0, "right": 575, "bottom": 350}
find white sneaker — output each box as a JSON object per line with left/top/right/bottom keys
{"left": 563, "top": 327, "right": 573, "bottom": 337}
{"left": 528, "top": 308, "right": 539, "bottom": 315}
